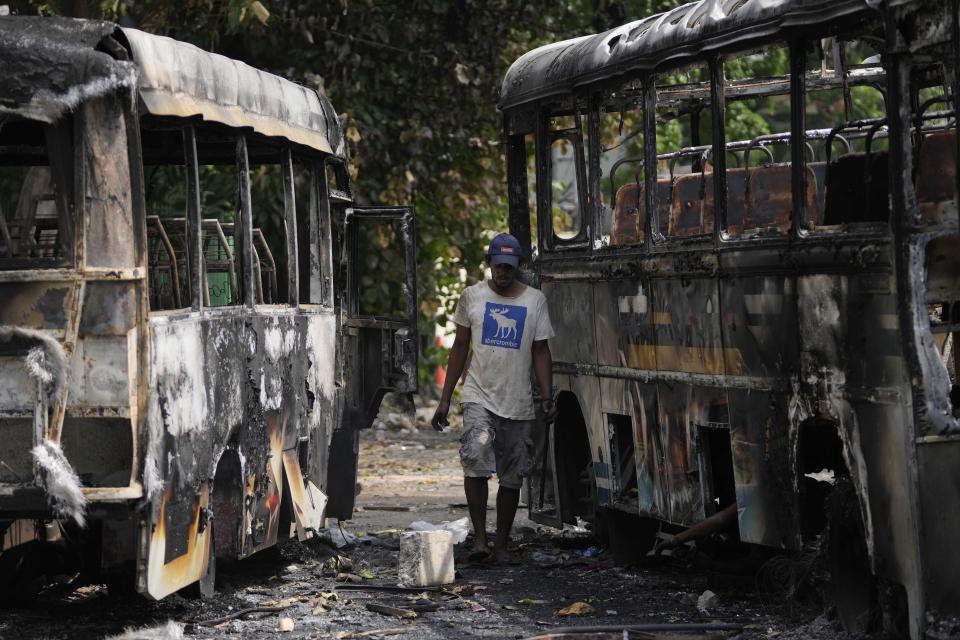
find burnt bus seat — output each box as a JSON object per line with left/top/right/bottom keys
{"left": 670, "top": 172, "right": 711, "bottom": 238}
{"left": 610, "top": 179, "right": 673, "bottom": 246}
{"left": 823, "top": 152, "right": 889, "bottom": 225}
{"left": 916, "top": 130, "right": 957, "bottom": 223}
{"left": 611, "top": 182, "right": 643, "bottom": 246}
{"left": 741, "top": 163, "right": 823, "bottom": 233}
{"left": 744, "top": 164, "right": 793, "bottom": 233}
{"left": 707, "top": 167, "right": 748, "bottom": 236}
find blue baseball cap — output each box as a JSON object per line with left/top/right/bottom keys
{"left": 487, "top": 233, "right": 522, "bottom": 267}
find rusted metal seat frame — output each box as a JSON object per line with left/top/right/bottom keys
{"left": 145, "top": 216, "right": 183, "bottom": 309}
{"left": 218, "top": 223, "right": 278, "bottom": 304}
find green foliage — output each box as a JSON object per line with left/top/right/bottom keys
{"left": 37, "top": 0, "right": 844, "bottom": 386}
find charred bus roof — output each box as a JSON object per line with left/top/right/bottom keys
{"left": 0, "top": 16, "right": 344, "bottom": 157}
{"left": 498, "top": 0, "right": 876, "bottom": 110}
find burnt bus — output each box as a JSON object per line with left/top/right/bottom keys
{"left": 0, "top": 18, "right": 417, "bottom": 598}
{"left": 500, "top": 0, "right": 959, "bottom": 637}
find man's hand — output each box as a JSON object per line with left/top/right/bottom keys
{"left": 539, "top": 398, "right": 557, "bottom": 424}
{"left": 431, "top": 399, "right": 450, "bottom": 431}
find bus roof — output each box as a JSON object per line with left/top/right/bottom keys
{"left": 120, "top": 28, "right": 342, "bottom": 156}
{"left": 0, "top": 16, "right": 342, "bottom": 156}
{"left": 498, "top": 0, "right": 871, "bottom": 111}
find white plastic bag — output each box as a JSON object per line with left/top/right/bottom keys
{"left": 407, "top": 516, "right": 470, "bottom": 544}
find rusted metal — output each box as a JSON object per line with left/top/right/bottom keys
{"left": 281, "top": 149, "right": 299, "bottom": 307}
{"left": 183, "top": 125, "right": 203, "bottom": 312}
{"left": 120, "top": 28, "right": 340, "bottom": 155}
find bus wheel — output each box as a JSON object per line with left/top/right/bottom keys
{"left": 829, "top": 478, "right": 876, "bottom": 633}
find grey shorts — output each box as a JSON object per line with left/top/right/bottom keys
{"left": 459, "top": 402, "right": 533, "bottom": 490}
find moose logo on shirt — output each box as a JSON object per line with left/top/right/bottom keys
{"left": 481, "top": 302, "right": 527, "bottom": 349}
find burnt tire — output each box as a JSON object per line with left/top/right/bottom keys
{"left": 828, "top": 478, "right": 877, "bottom": 633}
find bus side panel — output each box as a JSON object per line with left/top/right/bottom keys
{"left": 304, "top": 312, "right": 337, "bottom": 499}
{"left": 541, "top": 281, "right": 596, "bottom": 366}
{"left": 718, "top": 274, "right": 798, "bottom": 378}
{"left": 143, "top": 315, "right": 228, "bottom": 599}
{"left": 854, "top": 399, "right": 923, "bottom": 614}
{"left": 142, "top": 310, "right": 331, "bottom": 598}
{"left": 721, "top": 274, "right": 801, "bottom": 548}
{"left": 595, "top": 279, "right": 656, "bottom": 512}
{"left": 728, "top": 388, "right": 799, "bottom": 548}
{"left": 842, "top": 274, "right": 923, "bottom": 621}
{"left": 596, "top": 372, "right": 659, "bottom": 515}
{"left": 651, "top": 278, "right": 725, "bottom": 378}
{"left": 654, "top": 382, "right": 702, "bottom": 524}
{"left": 83, "top": 94, "right": 137, "bottom": 270}
{"left": 917, "top": 440, "right": 960, "bottom": 618}
{"left": 650, "top": 278, "right": 721, "bottom": 525}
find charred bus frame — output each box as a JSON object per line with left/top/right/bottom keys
{"left": 0, "top": 18, "right": 417, "bottom": 599}
{"left": 500, "top": 0, "right": 959, "bottom": 637}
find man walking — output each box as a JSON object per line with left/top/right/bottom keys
{"left": 431, "top": 233, "right": 555, "bottom": 563}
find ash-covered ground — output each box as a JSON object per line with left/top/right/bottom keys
{"left": 0, "top": 402, "right": 864, "bottom": 640}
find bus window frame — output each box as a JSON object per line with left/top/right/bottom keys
{"left": 538, "top": 104, "right": 591, "bottom": 253}
{"left": 505, "top": 107, "right": 538, "bottom": 260}
{"left": 652, "top": 62, "right": 718, "bottom": 248}
{"left": 180, "top": 129, "right": 303, "bottom": 312}
{"left": 795, "top": 37, "right": 890, "bottom": 238}
{"left": 0, "top": 117, "right": 77, "bottom": 271}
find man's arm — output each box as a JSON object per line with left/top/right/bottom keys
{"left": 532, "top": 339, "right": 554, "bottom": 421}
{"left": 431, "top": 324, "right": 471, "bottom": 430}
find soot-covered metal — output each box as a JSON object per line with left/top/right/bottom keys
{"left": 504, "top": 1, "right": 960, "bottom": 639}
{"left": 0, "top": 17, "right": 417, "bottom": 602}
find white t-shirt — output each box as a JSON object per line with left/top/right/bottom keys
{"left": 451, "top": 281, "right": 555, "bottom": 420}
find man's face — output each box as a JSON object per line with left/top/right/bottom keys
{"left": 489, "top": 259, "right": 518, "bottom": 289}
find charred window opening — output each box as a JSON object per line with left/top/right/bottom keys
{"left": 926, "top": 236, "right": 960, "bottom": 418}
{"left": 607, "top": 413, "right": 638, "bottom": 506}
{"left": 525, "top": 135, "right": 537, "bottom": 254}
{"left": 805, "top": 38, "right": 890, "bottom": 231}
{"left": 798, "top": 419, "right": 845, "bottom": 541}
{"left": 547, "top": 109, "right": 588, "bottom": 246}
{"left": 699, "top": 423, "right": 736, "bottom": 517}
{"left": 695, "top": 397, "right": 735, "bottom": 519}
{"left": 0, "top": 418, "right": 32, "bottom": 485}
{"left": 326, "top": 157, "right": 351, "bottom": 311}
{"left": 60, "top": 417, "right": 133, "bottom": 488}
{"left": 198, "top": 147, "right": 240, "bottom": 307}
{"left": 0, "top": 116, "right": 74, "bottom": 269}
{"left": 354, "top": 218, "right": 408, "bottom": 319}
{"left": 248, "top": 161, "right": 284, "bottom": 305}
{"left": 656, "top": 61, "right": 715, "bottom": 240}
{"left": 721, "top": 45, "right": 794, "bottom": 238}
{"left": 600, "top": 79, "right": 647, "bottom": 248}
{"left": 293, "top": 159, "right": 322, "bottom": 305}
{"left": 143, "top": 126, "right": 188, "bottom": 311}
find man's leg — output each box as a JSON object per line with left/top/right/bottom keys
{"left": 493, "top": 486, "right": 520, "bottom": 561}
{"left": 459, "top": 403, "right": 496, "bottom": 557}
{"left": 491, "top": 419, "right": 531, "bottom": 562}
{"left": 464, "top": 477, "right": 489, "bottom": 554}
